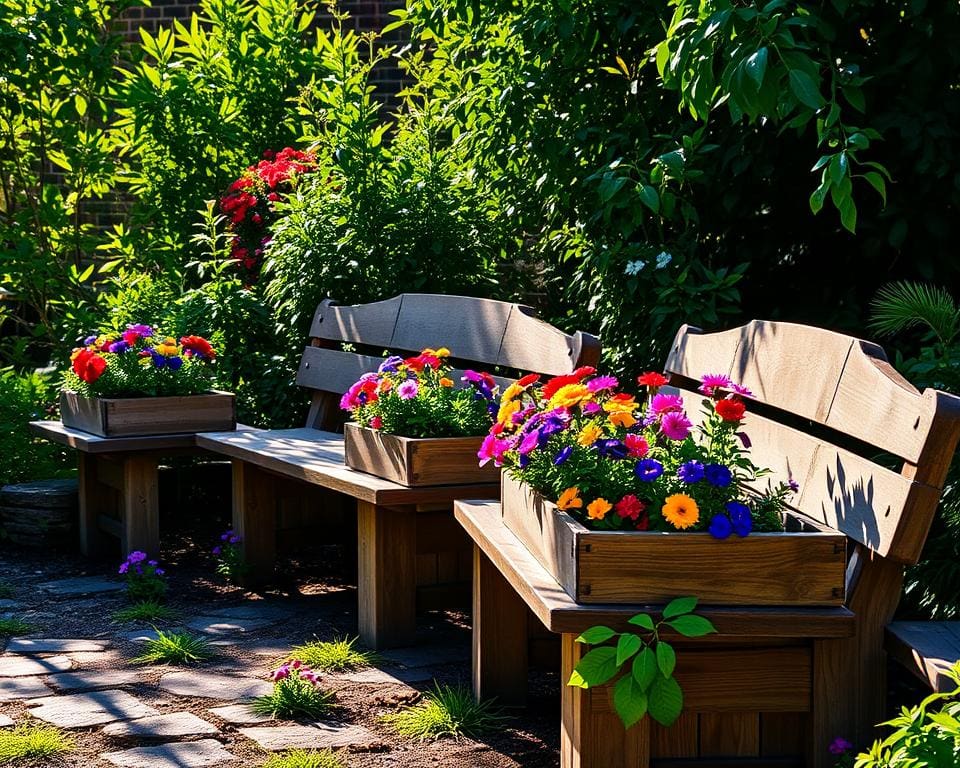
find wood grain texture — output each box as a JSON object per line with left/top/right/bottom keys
{"left": 343, "top": 423, "right": 498, "bottom": 487}
{"left": 500, "top": 475, "right": 846, "bottom": 606}
{"left": 651, "top": 713, "right": 698, "bottom": 758}
{"left": 455, "top": 500, "right": 856, "bottom": 639}
{"left": 886, "top": 621, "right": 960, "bottom": 692}
{"left": 473, "top": 547, "right": 529, "bottom": 706}
{"left": 699, "top": 713, "right": 760, "bottom": 758}
{"left": 77, "top": 454, "right": 114, "bottom": 557}
{"left": 760, "top": 712, "right": 807, "bottom": 759}
{"left": 60, "top": 390, "right": 235, "bottom": 438}
{"left": 357, "top": 501, "right": 418, "bottom": 649}
{"left": 120, "top": 456, "right": 159, "bottom": 556}
{"left": 30, "top": 420, "right": 201, "bottom": 453}
{"left": 232, "top": 460, "right": 277, "bottom": 587}
{"left": 310, "top": 296, "right": 401, "bottom": 347}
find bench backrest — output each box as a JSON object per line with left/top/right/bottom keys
{"left": 297, "top": 294, "right": 601, "bottom": 433}
{"left": 665, "top": 320, "right": 960, "bottom": 565}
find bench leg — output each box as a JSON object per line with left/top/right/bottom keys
{"left": 120, "top": 455, "right": 160, "bottom": 556}
{"left": 232, "top": 460, "right": 277, "bottom": 587}
{"left": 561, "top": 633, "right": 650, "bottom": 768}
{"left": 357, "top": 501, "right": 416, "bottom": 649}
{"left": 77, "top": 454, "right": 112, "bottom": 557}
{"left": 472, "top": 546, "right": 528, "bottom": 706}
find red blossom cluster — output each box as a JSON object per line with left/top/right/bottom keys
{"left": 219, "top": 147, "right": 316, "bottom": 275}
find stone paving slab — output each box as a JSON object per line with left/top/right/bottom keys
{"left": 38, "top": 576, "right": 123, "bottom": 596}
{"left": 102, "top": 739, "right": 238, "bottom": 767}
{"left": 46, "top": 669, "right": 142, "bottom": 692}
{"left": 0, "top": 654, "right": 72, "bottom": 677}
{"left": 379, "top": 645, "right": 469, "bottom": 668}
{"left": 7, "top": 638, "right": 109, "bottom": 654}
{"left": 0, "top": 677, "right": 51, "bottom": 701}
{"left": 208, "top": 603, "right": 294, "bottom": 620}
{"left": 208, "top": 704, "right": 273, "bottom": 725}
{"left": 185, "top": 617, "right": 273, "bottom": 635}
{"left": 159, "top": 671, "right": 272, "bottom": 700}
{"left": 239, "top": 721, "right": 379, "bottom": 751}
{"left": 243, "top": 640, "right": 291, "bottom": 657}
{"left": 103, "top": 712, "right": 220, "bottom": 738}
{"left": 0, "top": 714, "right": 13, "bottom": 727}
{"left": 329, "top": 666, "right": 433, "bottom": 685}
{"left": 27, "top": 689, "right": 159, "bottom": 728}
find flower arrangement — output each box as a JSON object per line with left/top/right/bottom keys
{"left": 220, "top": 147, "right": 316, "bottom": 275}
{"left": 119, "top": 551, "right": 167, "bottom": 603}
{"left": 212, "top": 529, "right": 250, "bottom": 584}
{"left": 482, "top": 368, "right": 793, "bottom": 536}
{"left": 340, "top": 348, "right": 499, "bottom": 438}
{"left": 64, "top": 325, "right": 217, "bottom": 398}
{"left": 252, "top": 659, "right": 335, "bottom": 719}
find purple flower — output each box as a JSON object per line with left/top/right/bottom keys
{"left": 154, "top": 568, "right": 165, "bottom": 576}
{"left": 650, "top": 393, "right": 684, "bottom": 415}
{"left": 587, "top": 375, "right": 618, "bottom": 393}
{"left": 519, "top": 429, "right": 541, "bottom": 455}
{"left": 660, "top": 411, "right": 692, "bottom": 441}
{"left": 828, "top": 737, "right": 854, "bottom": 756}
{"left": 730, "top": 382, "right": 753, "bottom": 397}
{"left": 735, "top": 431, "right": 752, "bottom": 449}
{"left": 704, "top": 464, "right": 732, "bottom": 487}
{"left": 151, "top": 352, "right": 166, "bottom": 369}
{"left": 397, "top": 380, "right": 419, "bottom": 400}
{"left": 635, "top": 459, "right": 664, "bottom": 482}
{"left": 212, "top": 546, "right": 222, "bottom": 556}
{"left": 221, "top": 531, "right": 233, "bottom": 541}
{"left": 128, "top": 551, "right": 147, "bottom": 563}
{"left": 127, "top": 324, "right": 154, "bottom": 337}
{"left": 108, "top": 340, "right": 130, "bottom": 354}
{"left": 166, "top": 356, "right": 183, "bottom": 371}
{"left": 478, "top": 434, "right": 511, "bottom": 467}
{"left": 708, "top": 515, "right": 733, "bottom": 539}
{"left": 378, "top": 356, "right": 404, "bottom": 373}
{"left": 699, "top": 373, "right": 732, "bottom": 396}
{"left": 596, "top": 439, "right": 628, "bottom": 460}
{"left": 118, "top": 562, "right": 129, "bottom": 574}
{"left": 677, "top": 460, "right": 704, "bottom": 483}
{"left": 789, "top": 478, "right": 800, "bottom": 493}
{"left": 228, "top": 535, "right": 241, "bottom": 544}
{"left": 554, "top": 446, "right": 573, "bottom": 465}
{"left": 84, "top": 335, "right": 98, "bottom": 345}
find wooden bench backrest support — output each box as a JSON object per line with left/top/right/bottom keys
{"left": 665, "top": 320, "right": 960, "bottom": 566}
{"left": 296, "top": 294, "right": 601, "bottom": 433}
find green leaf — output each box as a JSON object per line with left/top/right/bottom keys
{"left": 637, "top": 185, "right": 660, "bottom": 213}
{"left": 839, "top": 196, "right": 858, "bottom": 233}
{"left": 75, "top": 94, "right": 87, "bottom": 117}
{"left": 864, "top": 172, "right": 887, "bottom": 205}
{"left": 648, "top": 674, "right": 684, "bottom": 726}
{"left": 656, "top": 641, "right": 677, "bottom": 678}
{"left": 632, "top": 647, "right": 658, "bottom": 690}
{"left": 577, "top": 626, "right": 617, "bottom": 645}
{"left": 663, "top": 596, "right": 697, "bottom": 618}
{"left": 568, "top": 646, "right": 619, "bottom": 688}
{"left": 744, "top": 47, "right": 768, "bottom": 89}
{"left": 809, "top": 176, "right": 830, "bottom": 214}
{"left": 628, "top": 613, "right": 656, "bottom": 630}
{"left": 829, "top": 153, "right": 848, "bottom": 185}
{"left": 613, "top": 674, "right": 649, "bottom": 728}
{"left": 788, "top": 69, "right": 824, "bottom": 110}
{"left": 666, "top": 615, "right": 718, "bottom": 638}
{"left": 616, "top": 633, "right": 643, "bottom": 666}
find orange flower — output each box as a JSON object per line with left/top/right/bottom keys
{"left": 607, "top": 410, "right": 636, "bottom": 429}
{"left": 577, "top": 423, "right": 603, "bottom": 446}
{"left": 439, "top": 377, "right": 454, "bottom": 387}
{"left": 548, "top": 383, "right": 592, "bottom": 410}
{"left": 587, "top": 498, "right": 612, "bottom": 520}
{"left": 557, "top": 487, "right": 583, "bottom": 511}
{"left": 662, "top": 494, "right": 700, "bottom": 530}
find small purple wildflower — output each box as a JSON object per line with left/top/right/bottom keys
{"left": 554, "top": 446, "right": 573, "bottom": 465}
{"left": 677, "top": 460, "right": 705, "bottom": 483}
{"left": 397, "top": 380, "right": 418, "bottom": 400}
{"left": 828, "top": 737, "right": 854, "bottom": 756}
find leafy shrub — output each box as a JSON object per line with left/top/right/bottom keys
{"left": 119, "top": 552, "right": 167, "bottom": 603}
{"left": 287, "top": 637, "right": 376, "bottom": 673}
{"left": 262, "top": 749, "right": 344, "bottom": 768}
{"left": 382, "top": 683, "right": 503, "bottom": 740}
{"left": 0, "top": 618, "right": 33, "bottom": 637}
{"left": 0, "top": 723, "right": 74, "bottom": 764}
{"left": 132, "top": 630, "right": 213, "bottom": 665}
{"left": 111, "top": 601, "right": 176, "bottom": 624}
{"left": 253, "top": 661, "right": 335, "bottom": 720}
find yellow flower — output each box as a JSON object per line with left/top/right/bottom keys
{"left": 497, "top": 399, "right": 521, "bottom": 426}
{"left": 587, "top": 498, "right": 612, "bottom": 520}
{"left": 662, "top": 494, "right": 700, "bottom": 530}
{"left": 424, "top": 347, "right": 451, "bottom": 358}
{"left": 608, "top": 410, "right": 637, "bottom": 429}
{"left": 154, "top": 337, "right": 180, "bottom": 357}
{"left": 577, "top": 423, "right": 603, "bottom": 446}
{"left": 557, "top": 487, "right": 583, "bottom": 511}
{"left": 603, "top": 396, "right": 637, "bottom": 413}
{"left": 548, "top": 383, "right": 593, "bottom": 411}
{"left": 501, "top": 382, "right": 525, "bottom": 402}
{"left": 439, "top": 377, "right": 454, "bottom": 387}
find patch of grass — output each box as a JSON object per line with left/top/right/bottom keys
{"left": 287, "top": 637, "right": 376, "bottom": 673}
{"left": 0, "top": 618, "right": 33, "bottom": 637}
{"left": 0, "top": 722, "right": 75, "bottom": 764}
{"left": 111, "top": 600, "right": 176, "bottom": 624}
{"left": 0, "top": 583, "right": 13, "bottom": 599}
{"left": 252, "top": 677, "right": 336, "bottom": 720}
{"left": 382, "top": 683, "right": 504, "bottom": 740}
{"left": 261, "top": 749, "right": 345, "bottom": 768}
{"left": 131, "top": 629, "right": 213, "bottom": 665}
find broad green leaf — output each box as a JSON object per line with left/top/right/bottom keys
{"left": 648, "top": 674, "right": 684, "bottom": 726}
{"left": 744, "top": 47, "right": 768, "bottom": 89}
{"left": 656, "top": 641, "right": 677, "bottom": 678}
{"left": 788, "top": 69, "right": 824, "bottom": 110}
{"left": 637, "top": 185, "right": 660, "bottom": 213}
{"left": 666, "top": 615, "right": 717, "bottom": 638}
{"left": 616, "top": 633, "right": 643, "bottom": 666}
{"left": 576, "top": 626, "right": 616, "bottom": 645}
{"left": 864, "top": 172, "right": 887, "bottom": 205}
{"left": 75, "top": 94, "right": 87, "bottom": 117}
{"left": 632, "top": 647, "right": 658, "bottom": 690}
{"left": 839, "top": 196, "right": 857, "bottom": 233}
{"left": 614, "top": 674, "right": 649, "bottom": 728}
{"left": 829, "top": 153, "right": 848, "bottom": 185}
{"left": 568, "top": 646, "right": 619, "bottom": 688}
{"left": 628, "top": 613, "right": 656, "bottom": 630}
{"left": 663, "top": 596, "right": 697, "bottom": 618}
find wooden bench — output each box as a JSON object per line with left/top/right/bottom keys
{"left": 886, "top": 621, "right": 960, "bottom": 693}
{"left": 196, "top": 293, "right": 599, "bottom": 649}
{"left": 457, "top": 320, "right": 960, "bottom": 768}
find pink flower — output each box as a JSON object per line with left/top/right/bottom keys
{"left": 582, "top": 402, "right": 602, "bottom": 415}
{"left": 587, "top": 375, "right": 619, "bottom": 393}
{"left": 478, "top": 434, "right": 511, "bottom": 467}
{"left": 369, "top": 416, "right": 383, "bottom": 430}
{"left": 271, "top": 665, "right": 290, "bottom": 681}
{"left": 624, "top": 434, "right": 649, "bottom": 458}
{"left": 828, "top": 737, "right": 853, "bottom": 756}
{"left": 397, "top": 380, "right": 419, "bottom": 400}
{"left": 519, "top": 430, "right": 541, "bottom": 455}
{"left": 660, "top": 411, "right": 693, "bottom": 440}
{"left": 730, "top": 382, "right": 753, "bottom": 397}
{"left": 650, "top": 393, "right": 684, "bottom": 415}
{"left": 699, "top": 373, "right": 732, "bottom": 397}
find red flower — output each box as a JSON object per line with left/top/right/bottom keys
{"left": 542, "top": 374, "right": 581, "bottom": 400}
{"left": 573, "top": 366, "right": 596, "bottom": 380}
{"left": 122, "top": 330, "right": 140, "bottom": 346}
{"left": 637, "top": 371, "right": 669, "bottom": 388}
{"left": 615, "top": 494, "right": 645, "bottom": 521}
{"left": 624, "top": 433, "right": 649, "bottom": 458}
{"left": 517, "top": 373, "right": 540, "bottom": 388}
{"left": 635, "top": 513, "right": 650, "bottom": 531}
{"left": 715, "top": 397, "right": 746, "bottom": 422}
{"left": 180, "top": 335, "right": 216, "bottom": 360}
{"left": 72, "top": 349, "right": 107, "bottom": 383}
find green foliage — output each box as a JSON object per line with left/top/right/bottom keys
{"left": 853, "top": 662, "right": 960, "bottom": 767}
{"left": 111, "top": 601, "right": 177, "bottom": 624}
{"left": 261, "top": 750, "right": 345, "bottom": 768}
{"left": 0, "top": 617, "right": 33, "bottom": 636}
{"left": 0, "top": 369, "right": 73, "bottom": 486}
{"left": 132, "top": 629, "right": 214, "bottom": 665}
{"left": 382, "top": 683, "right": 504, "bottom": 740}
{"left": 252, "top": 667, "right": 336, "bottom": 720}
{"left": 0, "top": 723, "right": 74, "bottom": 764}
{"left": 286, "top": 637, "right": 376, "bottom": 673}
{"left": 214, "top": 536, "right": 252, "bottom": 585}
{"left": 569, "top": 597, "right": 716, "bottom": 728}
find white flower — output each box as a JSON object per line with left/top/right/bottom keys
{"left": 624, "top": 260, "right": 646, "bottom": 276}
{"left": 655, "top": 251, "right": 673, "bottom": 269}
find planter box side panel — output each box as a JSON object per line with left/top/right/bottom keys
{"left": 60, "top": 391, "right": 109, "bottom": 437}
{"left": 408, "top": 437, "right": 499, "bottom": 486}
{"left": 61, "top": 391, "right": 235, "bottom": 437}
{"left": 344, "top": 424, "right": 412, "bottom": 485}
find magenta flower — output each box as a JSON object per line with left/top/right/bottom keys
{"left": 730, "top": 382, "right": 753, "bottom": 397}
{"left": 271, "top": 664, "right": 290, "bottom": 681}
{"left": 828, "top": 737, "right": 854, "bottom": 756}
{"left": 650, "top": 393, "right": 684, "bottom": 415}
{"left": 518, "top": 429, "right": 541, "bottom": 455}
{"left": 397, "top": 380, "right": 419, "bottom": 400}
{"left": 587, "top": 375, "right": 619, "bottom": 393}
{"left": 661, "top": 410, "right": 693, "bottom": 440}
{"left": 582, "top": 401, "right": 602, "bottom": 415}
{"left": 699, "top": 373, "right": 732, "bottom": 396}
{"left": 478, "top": 434, "right": 511, "bottom": 467}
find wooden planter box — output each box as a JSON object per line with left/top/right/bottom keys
{"left": 500, "top": 474, "right": 846, "bottom": 606}
{"left": 344, "top": 423, "right": 499, "bottom": 487}
{"left": 60, "top": 390, "right": 236, "bottom": 437}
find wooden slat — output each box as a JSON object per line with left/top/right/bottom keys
{"left": 233, "top": 460, "right": 277, "bottom": 587}
{"left": 699, "top": 713, "right": 760, "bottom": 757}
{"left": 296, "top": 347, "right": 384, "bottom": 394}
{"left": 886, "top": 621, "right": 960, "bottom": 692}
{"left": 78, "top": 454, "right": 114, "bottom": 556}
{"left": 760, "top": 713, "right": 806, "bottom": 758}
{"left": 30, "top": 420, "right": 199, "bottom": 453}
{"left": 310, "top": 296, "right": 401, "bottom": 346}
{"left": 392, "top": 294, "right": 514, "bottom": 363}
{"left": 498, "top": 306, "right": 601, "bottom": 375}
{"left": 651, "top": 713, "right": 698, "bottom": 758}
{"left": 455, "top": 500, "right": 856, "bottom": 639}
{"left": 121, "top": 456, "right": 159, "bottom": 556}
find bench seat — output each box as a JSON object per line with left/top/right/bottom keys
{"left": 886, "top": 621, "right": 960, "bottom": 692}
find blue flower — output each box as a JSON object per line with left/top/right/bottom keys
{"left": 554, "top": 446, "right": 573, "bottom": 465}
{"left": 166, "top": 356, "right": 183, "bottom": 371}
{"left": 108, "top": 340, "right": 130, "bottom": 354}
{"left": 518, "top": 453, "right": 531, "bottom": 469}
{"left": 677, "top": 460, "right": 704, "bottom": 483}
{"left": 708, "top": 514, "right": 733, "bottom": 539}
{"left": 596, "top": 439, "right": 628, "bottom": 460}
{"left": 635, "top": 458, "right": 664, "bottom": 482}
{"left": 726, "top": 501, "right": 753, "bottom": 537}
{"left": 378, "top": 356, "right": 404, "bottom": 373}
{"left": 151, "top": 352, "right": 166, "bottom": 369}
{"left": 704, "top": 464, "right": 732, "bottom": 487}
